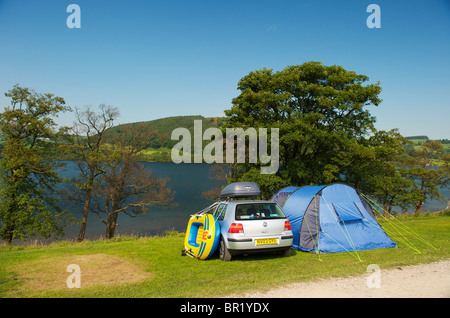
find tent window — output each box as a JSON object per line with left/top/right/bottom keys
{"left": 332, "top": 202, "right": 363, "bottom": 223}
{"left": 353, "top": 202, "right": 366, "bottom": 219}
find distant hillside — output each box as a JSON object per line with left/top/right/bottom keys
{"left": 403, "top": 136, "right": 450, "bottom": 158}
{"left": 109, "top": 115, "right": 226, "bottom": 148}
{"left": 106, "top": 115, "right": 227, "bottom": 161}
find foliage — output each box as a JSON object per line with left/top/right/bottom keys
{"left": 401, "top": 141, "right": 450, "bottom": 213}
{"left": 0, "top": 85, "right": 73, "bottom": 244}
{"left": 91, "top": 123, "right": 175, "bottom": 239}
{"left": 404, "top": 135, "right": 429, "bottom": 140}
{"left": 223, "top": 61, "right": 386, "bottom": 198}
{"left": 64, "top": 109, "right": 176, "bottom": 240}
{"left": 347, "top": 130, "right": 417, "bottom": 215}
{"left": 107, "top": 115, "right": 225, "bottom": 151}
{"left": 66, "top": 104, "right": 120, "bottom": 242}
{"left": 222, "top": 62, "right": 450, "bottom": 212}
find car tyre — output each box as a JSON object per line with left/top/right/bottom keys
{"left": 282, "top": 248, "right": 291, "bottom": 257}
{"left": 219, "top": 237, "right": 232, "bottom": 261}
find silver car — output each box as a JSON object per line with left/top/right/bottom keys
{"left": 200, "top": 182, "right": 293, "bottom": 261}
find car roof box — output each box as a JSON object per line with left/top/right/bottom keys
{"left": 220, "top": 181, "right": 261, "bottom": 198}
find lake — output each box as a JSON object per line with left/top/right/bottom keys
{"left": 44, "top": 162, "right": 450, "bottom": 241}
{"left": 57, "top": 161, "right": 226, "bottom": 240}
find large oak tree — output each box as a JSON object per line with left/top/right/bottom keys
{"left": 223, "top": 62, "right": 397, "bottom": 198}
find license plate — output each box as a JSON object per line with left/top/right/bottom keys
{"left": 255, "top": 238, "right": 278, "bottom": 246}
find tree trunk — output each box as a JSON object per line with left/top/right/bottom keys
{"left": 4, "top": 194, "right": 18, "bottom": 245}
{"left": 105, "top": 200, "right": 119, "bottom": 239}
{"left": 4, "top": 225, "right": 14, "bottom": 245}
{"left": 383, "top": 203, "right": 389, "bottom": 217}
{"left": 387, "top": 204, "right": 393, "bottom": 217}
{"left": 77, "top": 189, "right": 91, "bottom": 242}
{"left": 106, "top": 213, "right": 118, "bottom": 239}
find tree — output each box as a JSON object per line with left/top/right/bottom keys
{"left": 68, "top": 104, "right": 119, "bottom": 242}
{"left": 201, "top": 163, "right": 241, "bottom": 201}
{"left": 403, "top": 141, "right": 450, "bottom": 213}
{"left": 224, "top": 61, "right": 383, "bottom": 196}
{"left": 341, "top": 129, "right": 417, "bottom": 215}
{"left": 91, "top": 124, "right": 175, "bottom": 239}
{"left": 0, "top": 85, "right": 72, "bottom": 244}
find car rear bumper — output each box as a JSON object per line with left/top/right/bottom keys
{"left": 226, "top": 235, "right": 293, "bottom": 252}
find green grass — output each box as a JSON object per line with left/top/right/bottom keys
{"left": 140, "top": 147, "right": 172, "bottom": 155}
{"left": 0, "top": 215, "right": 449, "bottom": 298}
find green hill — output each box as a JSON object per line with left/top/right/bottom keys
{"left": 107, "top": 115, "right": 227, "bottom": 162}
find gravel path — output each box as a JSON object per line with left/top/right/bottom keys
{"left": 233, "top": 259, "right": 450, "bottom": 298}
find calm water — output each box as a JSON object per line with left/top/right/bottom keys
{"left": 33, "top": 162, "right": 450, "bottom": 242}
{"left": 57, "top": 161, "right": 225, "bottom": 240}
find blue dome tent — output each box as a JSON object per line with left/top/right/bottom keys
{"left": 271, "top": 183, "right": 396, "bottom": 253}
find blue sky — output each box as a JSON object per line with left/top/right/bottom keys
{"left": 0, "top": 0, "right": 449, "bottom": 139}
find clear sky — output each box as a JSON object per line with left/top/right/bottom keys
{"left": 0, "top": 0, "right": 449, "bottom": 139}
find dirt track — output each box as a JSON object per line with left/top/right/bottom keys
{"left": 233, "top": 259, "right": 450, "bottom": 298}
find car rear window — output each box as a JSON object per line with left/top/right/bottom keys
{"left": 235, "top": 203, "right": 286, "bottom": 220}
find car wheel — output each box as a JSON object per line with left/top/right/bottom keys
{"left": 282, "top": 248, "right": 291, "bottom": 257}
{"left": 219, "top": 237, "right": 232, "bottom": 261}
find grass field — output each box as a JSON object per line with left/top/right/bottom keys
{"left": 0, "top": 215, "right": 449, "bottom": 298}
{"left": 409, "top": 138, "right": 450, "bottom": 152}
{"left": 140, "top": 147, "right": 172, "bottom": 155}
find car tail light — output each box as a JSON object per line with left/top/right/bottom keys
{"left": 228, "top": 223, "right": 244, "bottom": 234}
{"left": 284, "top": 220, "right": 291, "bottom": 231}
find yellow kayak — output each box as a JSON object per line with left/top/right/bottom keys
{"left": 184, "top": 213, "right": 220, "bottom": 260}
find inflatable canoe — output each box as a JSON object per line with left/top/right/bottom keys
{"left": 184, "top": 213, "right": 220, "bottom": 260}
